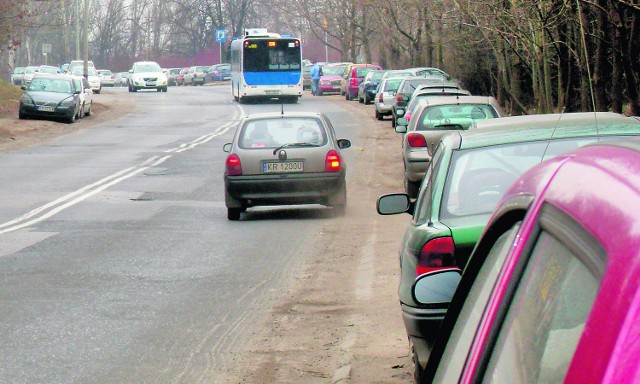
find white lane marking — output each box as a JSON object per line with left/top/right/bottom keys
{"left": 0, "top": 103, "right": 243, "bottom": 235}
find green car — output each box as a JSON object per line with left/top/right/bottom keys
{"left": 377, "top": 112, "right": 640, "bottom": 381}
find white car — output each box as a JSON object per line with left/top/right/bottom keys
{"left": 69, "top": 66, "right": 102, "bottom": 94}
{"left": 374, "top": 77, "right": 405, "bottom": 120}
{"left": 128, "top": 61, "right": 168, "bottom": 92}
{"left": 21, "top": 66, "right": 39, "bottom": 87}
{"left": 96, "top": 69, "right": 115, "bottom": 87}
{"left": 71, "top": 75, "right": 93, "bottom": 118}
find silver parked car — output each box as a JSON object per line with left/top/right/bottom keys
{"left": 223, "top": 112, "right": 351, "bottom": 220}
{"left": 374, "top": 77, "right": 406, "bottom": 121}
{"left": 396, "top": 96, "right": 503, "bottom": 197}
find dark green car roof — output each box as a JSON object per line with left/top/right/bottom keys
{"left": 441, "top": 112, "right": 640, "bottom": 150}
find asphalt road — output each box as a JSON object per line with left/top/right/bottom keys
{"left": 0, "top": 86, "right": 365, "bottom": 383}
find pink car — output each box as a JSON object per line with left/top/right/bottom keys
{"left": 317, "top": 64, "right": 346, "bottom": 96}
{"left": 413, "top": 140, "right": 640, "bottom": 383}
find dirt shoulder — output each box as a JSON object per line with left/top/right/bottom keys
{"left": 0, "top": 85, "right": 134, "bottom": 153}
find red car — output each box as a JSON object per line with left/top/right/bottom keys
{"left": 175, "top": 67, "right": 189, "bottom": 86}
{"left": 414, "top": 140, "right": 640, "bottom": 383}
{"left": 343, "top": 64, "right": 383, "bottom": 100}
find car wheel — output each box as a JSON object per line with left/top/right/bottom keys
{"left": 358, "top": 95, "right": 363, "bottom": 103}
{"left": 66, "top": 110, "right": 76, "bottom": 124}
{"left": 392, "top": 116, "right": 396, "bottom": 128}
{"left": 18, "top": 110, "right": 26, "bottom": 119}
{"left": 85, "top": 103, "right": 91, "bottom": 116}
{"left": 95, "top": 88, "right": 100, "bottom": 94}
{"left": 364, "top": 95, "right": 371, "bottom": 105}
{"left": 375, "top": 109, "right": 383, "bottom": 121}
{"left": 227, "top": 207, "right": 241, "bottom": 221}
{"left": 405, "top": 178, "right": 420, "bottom": 198}
{"left": 157, "top": 88, "right": 162, "bottom": 92}
{"left": 162, "top": 86, "right": 168, "bottom": 92}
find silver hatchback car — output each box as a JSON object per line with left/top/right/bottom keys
{"left": 223, "top": 112, "right": 351, "bottom": 220}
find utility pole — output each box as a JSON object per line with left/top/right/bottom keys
{"left": 75, "top": 0, "right": 80, "bottom": 59}
{"left": 83, "top": 0, "right": 89, "bottom": 78}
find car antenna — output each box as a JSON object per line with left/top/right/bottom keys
{"left": 281, "top": 101, "right": 284, "bottom": 116}
{"left": 541, "top": 106, "right": 566, "bottom": 160}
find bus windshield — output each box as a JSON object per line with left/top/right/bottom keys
{"left": 243, "top": 39, "right": 301, "bottom": 72}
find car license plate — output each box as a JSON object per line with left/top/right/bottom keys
{"left": 265, "top": 90, "right": 280, "bottom": 95}
{"left": 263, "top": 161, "right": 303, "bottom": 173}
{"left": 146, "top": 81, "right": 156, "bottom": 86}
{"left": 38, "top": 106, "right": 55, "bottom": 112}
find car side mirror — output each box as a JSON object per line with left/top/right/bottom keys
{"left": 376, "top": 193, "right": 414, "bottom": 215}
{"left": 20, "top": 85, "right": 26, "bottom": 90}
{"left": 223, "top": 143, "right": 232, "bottom": 152}
{"left": 337, "top": 139, "right": 351, "bottom": 149}
{"left": 412, "top": 269, "right": 462, "bottom": 307}
{"left": 128, "top": 69, "right": 133, "bottom": 73}
{"left": 395, "top": 125, "right": 407, "bottom": 134}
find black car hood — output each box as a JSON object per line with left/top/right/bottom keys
{"left": 26, "top": 91, "right": 74, "bottom": 104}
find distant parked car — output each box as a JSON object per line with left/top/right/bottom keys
{"left": 176, "top": 67, "right": 189, "bottom": 86}
{"left": 317, "top": 63, "right": 348, "bottom": 95}
{"left": 166, "top": 67, "right": 181, "bottom": 86}
{"left": 37, "top": 65, "right": 61, "bottom": 75}
{"left": 114, "top": 72, "right": 130, "bottom": 87}
{"left": 358, "top": 70, "right": 386, "bottom": 104}
{"left": 391, "top": 76, "right": 461, "bottom": 127}
{"left": 222, "top": 112, "right": 351, "bottom": 220}
{"left": 302, "top": 64, "right": 312, "bottom": 90}
{"left": 343, "top": 64, "right": 383, "bottom": 100}
{"left": 96, "top": 69, "right": 115, "bottom": 87}
{"left": 11, "top": 67, "right": 25, "bottom": 85}
{"left": 183, "top": 65, "right": 208, "bottom": 86}
{"left": 21, "top": 66, "right": 39, "bottom": 87}
{"left": 19, "top": 74, "right": 82, "bottom": 123}
{"left": 69, "top": 66, "right": 102, "bottom": 94}
{"left": 71, "top": 75, "right": 93, "bottom": 117}
{"left": 374, "top": 76, "right": 405, "bottom": 121}
{"left": 206, "top": 63, "right": 231, "bottom": 82}
{"left": 411, "top": 139, "right": 640, "bottom": 384}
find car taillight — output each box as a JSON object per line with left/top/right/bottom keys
{"left": 325, "top": 150, "right": 341, "bottom": 172}
{"left": 416, "top": 237, "right": 455, "bottom": 276}
{"left": 350, "top": 78, "right": 358, "bottom": 87}
{"left": 226, "top": 154, "right": 242, "bottom": 176}
{"left": 379, "top": 93, "right": 384, "bottom": 103}
{"left": 407, "top": 133, "right": 427, "bottom": 147}
{"left": 396, "top": 94, "right": 404, "bottom": 102}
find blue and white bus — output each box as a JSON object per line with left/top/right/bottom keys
{"left": 230, "top": 29, "right": 303, "bottom": 103}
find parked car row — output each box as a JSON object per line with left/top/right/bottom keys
{"left": 167, "top": 63, "right": 231, "bottom": 86}
{"left": 368, "top": 66, "right": 640, "bottom": 382}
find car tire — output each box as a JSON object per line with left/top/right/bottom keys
{"left": 358, "top": 95, "right": 363, "bottom": 103}
{"left": 392, "top": 116, "right": 396, "bottom": 128}
{"left": 405, "top": 178, "right": 420, "bottom": 198}
{"left": 227, "top": 207, "right": 241, "bottom": 221}
{"left": 66, "top": 110, "right": 76, "bottom": 124}
{"left": 162, "top": 86, "right": 168, "bottom": 92}
{"left": 18, "top": 111, "right": 26, "bottom": 119}
{"left": 375, "top": 109, "right": 383, "bottom": 121}
{"left": 95, "top": 88, "right": 101, "bottom": 94}
{"left": 364, "top": 95, "right": 371, "bottom": 105}
{"left": 410, "top": 339, "right": 424, "bottom": 382}
{"left": 85, "top": 103, "right": 91, "bottom": 116}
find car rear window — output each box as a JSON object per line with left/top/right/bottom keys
{"left": 355, "top": 67, "right": 375, "bottom": 78}
{"left": 417, "top": 104, "right": 499, "bottom": 131}
{"left": 383, "top": 79, "right": 403, "bottom": 92}
{"left": 239, "top": 118, "right": 328, "bottom": 149}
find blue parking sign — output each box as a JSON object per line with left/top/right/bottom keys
{"left": 216, "top": 30, "right": 226, "bottom": 42}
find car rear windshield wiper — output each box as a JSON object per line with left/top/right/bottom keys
{"left": 273, "top": 142, "right": 320, "bottom": 155}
